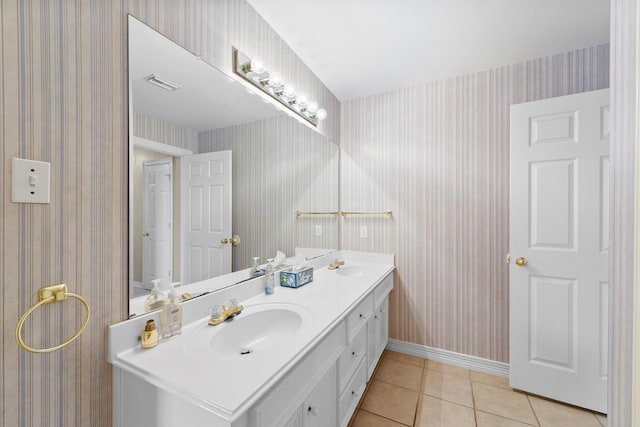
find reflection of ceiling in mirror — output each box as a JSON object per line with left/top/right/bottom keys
{"left": 129, "top": 17, "right": 282, "bottom": 132}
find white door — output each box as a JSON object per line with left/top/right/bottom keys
{"left": 509, "top": 89, "right": 609, "bottom": 413}
{"left": 142, "top": 158, "right": 173, "bottom": 289}
{"left": 181, "top": 151, "right": 232, "bottom": 283}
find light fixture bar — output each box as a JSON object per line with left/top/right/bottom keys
{"left": 232, "top": 48, "right": 327, "bottom": 127}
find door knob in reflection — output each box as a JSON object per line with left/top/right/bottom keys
{"left": 142, "top": 232, "right": 150, "bottom": 237}
{"left": 230, "top": 235, "right": 240, "bottom": 247}
{"left": 515, "top": 257, "right": 528, "bottom": 267}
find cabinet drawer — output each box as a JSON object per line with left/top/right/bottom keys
{"left": 337, "top": 325, "right": 366, "bottom": 392}
{"left": 346, "top": 293, "right": 373, "bottom": 342}
{"left": 373, "top": 272, "right": 393, "bottom": 308}
{"left": 337, "top": 359, "right": 367, "bottom": 427}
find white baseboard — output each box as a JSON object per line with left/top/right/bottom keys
{"left": 386, "top": 339, "right": 510, "bottom": 378}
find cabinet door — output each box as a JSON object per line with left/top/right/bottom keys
{"left": 367, "top": 297, "right": 389, "bottom": 379}
{"left": 283, "top": 408, "right": 303, "bottom": 427}
{"left": 303, "top": 365, "right": 336, "bottom": 427}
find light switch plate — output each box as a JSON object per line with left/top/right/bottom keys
{"left": 360, "top": 225, "right": 368, "bottom": 239}
{"left": 315, "top": 225, "right": 322, "bottom": 236}
{"left": 12, "top": 158, "right": 51, "bottom": 203}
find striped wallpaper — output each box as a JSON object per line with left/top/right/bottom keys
{"left": 0, "top": 1, "right": 339, "bottom": 426}
{"left": 341, "top": 44, "right": 610, "bottom": 363}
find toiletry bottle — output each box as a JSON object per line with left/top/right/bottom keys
{"left": 250, "top": 256, "right": 260, "bottom": 277}
{"left": 264, "top": 258, "right": 275, "bottom": 295}
{"left": 160, "top": 282, "right": 183, "bottom": 339}
{"left": 144, "top": 279, "right": 169, "bottom": 312}
{"left": 141, "top": 319, "right": 159, "bottom": 349}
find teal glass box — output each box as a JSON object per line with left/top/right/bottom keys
{"left": 280, "top": 267, "right": 314, "bottom": 288}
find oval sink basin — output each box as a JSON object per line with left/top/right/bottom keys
{"left": 184, "top": 303, "right": 312, "bottom": 359}
{"left": 334, "top": 265, "right": 364, "bottom": 278}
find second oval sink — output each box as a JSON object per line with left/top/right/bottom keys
{"left": 334, "top": 265, "right": 364, "bottom": 278}
{"left": 184, "top": 303, "right": 312, "bottom": 360}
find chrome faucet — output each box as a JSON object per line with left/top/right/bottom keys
{"left": 208, "top": 299, "right": 243, "bottom": 326}
{"left": 328, "top": 259, "right": 345, "bottom": 270}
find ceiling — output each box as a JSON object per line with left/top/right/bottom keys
{"left": 247, "top": 0, "right": 610, "bottom": 101}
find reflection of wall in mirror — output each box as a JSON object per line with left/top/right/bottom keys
{"left": 199, "top": 114, "right": 339, "bottom": 271}
{"left": 135, "top": 110, "right": 339, "bottom": 274}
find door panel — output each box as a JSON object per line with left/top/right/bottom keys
{"left": 181, "top": 151, "right": 232, "bottom": 283}
{"left": 142, "top": 158, "right": 173, "bottom": 288}
{"left": 510, "top": 89, "right": 609, "bottom": 413}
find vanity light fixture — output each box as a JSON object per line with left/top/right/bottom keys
{"left": 145, "top": 74, "right": 182, "bottom": 92}
{"left": 233, "top": 48, "right": 327, "bottom": 127}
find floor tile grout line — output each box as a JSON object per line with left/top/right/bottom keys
{"left": 525, "top": 393, "right": 542, "bottom": 427}
{"left": 357, "top": 408, "right": 412, "bottom": 426}
{"left": 475, "top": 409, "right": 539, "bottom": 427}
{"left": 412, "top": 365, "right": 425, "bottom": 426}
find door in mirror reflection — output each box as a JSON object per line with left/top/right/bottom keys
{"left": 182, "top": 151, "right": 232, "bottom": 283}
{"left": 142, "top": 158, "right": 173, "bottom": 289}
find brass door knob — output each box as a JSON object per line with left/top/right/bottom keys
{"left": 142, "top": 232, "right": 150, "bottom": 237}
{"left": 230, "top": 235, "right": 240, "bottom": 247}
{"left": 221, "top": 238, "right": 229, "bottom": 245}
{"left": 515, "top": 257, "right": 528, "bottom": 267}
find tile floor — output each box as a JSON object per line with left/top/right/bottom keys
{"left": 348, "top": 350, "right": 607, "bottom": 427}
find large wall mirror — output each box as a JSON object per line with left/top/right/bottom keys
{"left": 128, "top": 16, "right": 339, "bottom": 315}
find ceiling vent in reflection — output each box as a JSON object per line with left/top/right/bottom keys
{"left": 145, "top": 74, "right": 182, "bottom": 92}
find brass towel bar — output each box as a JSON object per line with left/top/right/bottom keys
{"left": 296, "top": 210, "right": 393, "bottom": 217}
{"left": 295, "top": 211, "right": 339, "bottom": 217}
{"left": 341, "top": 210, "right": 393, "bottom": 217}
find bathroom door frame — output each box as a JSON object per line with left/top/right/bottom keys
{"left": 129, "top": 136, "right": 193, "bottom": 298}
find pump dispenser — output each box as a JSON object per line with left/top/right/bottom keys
{"left": 144, "top": 279, "right": 169, "bottom": 312}
{"left": 264, "top": 259, "right": 275, "bottom": 295}
{"left": 160, "top": 282, "right": 183, "bottom": 339}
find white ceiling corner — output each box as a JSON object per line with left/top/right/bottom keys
{"left": 247, "top": 0, "right": 610, "bottom": 101}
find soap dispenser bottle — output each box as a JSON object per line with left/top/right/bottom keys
{"left": 264, "top": 258, "right": 275, "bottom": 295}
{"left": 144, "top": 279, "right": 169, "bottom": 312}
{"left": 160, "top": 282, "right": 183, "bottom": 339}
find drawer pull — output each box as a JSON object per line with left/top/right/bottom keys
{"left": 307, "top": 405, "right": 318, "bottom": 416}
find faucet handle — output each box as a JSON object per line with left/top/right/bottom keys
{"left": 211, "top": 305, "right": 224, "bottom": 319}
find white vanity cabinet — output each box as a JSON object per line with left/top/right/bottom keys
{"left": 337, "top": 271, "right": 393, "bottom": 427}
{"left": 109, "top": 251, "right": 394, "bottom": 427}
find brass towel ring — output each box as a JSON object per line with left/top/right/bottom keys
{"left": 15, "top": 284, "right": 91, "bottom": 353}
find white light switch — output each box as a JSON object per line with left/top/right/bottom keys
{"left": 360, "top": 225, "right": 368, "bottom": 239}
{"left": 315, "top": 225, "right": 322, "bottom": 236}
{"left": 12, "top": 158, "right": 51, "bottom": 203}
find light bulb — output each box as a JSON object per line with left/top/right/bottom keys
{"left": 316, "top": 108, "right": 327, "bottom": 121}
{"left": 297, "top": 93, "right": 308, "bottom": 106}
{"left": 306, "top": 101, "right": 319, "bottom": 114}
{"left": 250, "top": 57, "right": 266, "bottom": 74}
{"left": 268, "top": 72, "right": 283, "bottom": 88}
{"left": 283, "top": 83, "right": 296, "bottom": 99}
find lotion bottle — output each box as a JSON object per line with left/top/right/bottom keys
{"left": 141, "top": 319, "right": 158, "bottom": 349}
{"left": 160, "top": 282, "right": 183, "bottom": 339}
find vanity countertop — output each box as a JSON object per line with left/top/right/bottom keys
{"left": 109, "top": 251, "right": 394, "bottom": 422}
